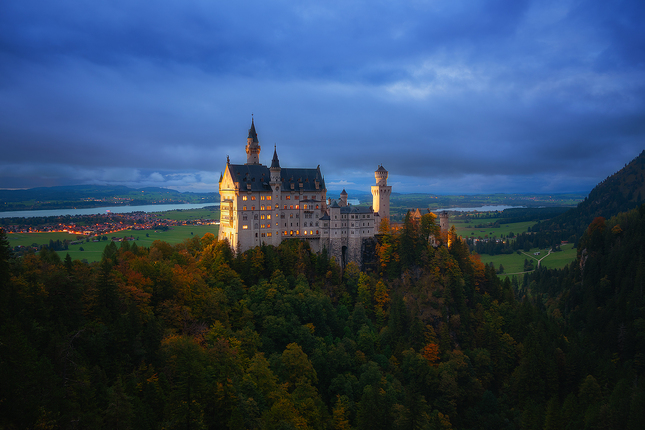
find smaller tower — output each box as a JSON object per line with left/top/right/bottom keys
{"left": 439, "top": 211, "right": 449, "bottom": 233}
{"left": 245, "top": 117, "right": 261, "bottom": 165}
{"left": 270, "top": 145, "right": 282, "bottom": 245}
{"left": 339, "top": 189, "right": 348, "bottom": 207}
{"left": 371, "top": 165, "right": 391, "bottom": 220}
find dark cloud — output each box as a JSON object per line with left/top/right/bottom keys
{"left": 0, "top": 0, "right": 643, "bottom": 194}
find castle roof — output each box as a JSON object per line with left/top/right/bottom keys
{"left": 340, "top": 205, "right": 373, "bottom": 214}
{"left": 340, "top": 189, "right": 347, "bottom": 196}
{"left": 376, "top": 165, "right": 387, "bottom": 173}
{"left": 227, "top": 163, "right": 326, "bottom": 192}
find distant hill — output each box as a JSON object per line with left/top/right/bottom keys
{"left": 0, "top": 185, "right": 218, "bottom": 211}
{"left": 534, "top": 150, "right": 645, "bottom": 238}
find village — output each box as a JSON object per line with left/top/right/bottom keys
{"left": 2, "top": 211, "right": 215, "bottom": 238}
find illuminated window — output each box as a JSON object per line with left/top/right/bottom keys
{"left": 310, "top": 230, "right": 313, "bottom": 235}
{"left": 290, "top": 213, "right": 293, "bottom": 218}
{"left": 295, "top": 205, "right": 299, "bottom": 210}
{"left": 267, "top": 214, "right": 271, "bottom": 220}
{"left": 284, "top": 205, "right": 287, "bottom": 209}
{"left": 242, "top": 225, "right": 248, "bottom": 229}
{"left": 243, "top": 206, "right": 247, "bottom": 211}
{"left": 283, "top": 231, "right": 287, "bottom": 235}
{"left": 316, "top": 230, "right": 319, "bottom": 234}
{"left": 251, "top": 196, "right": 256, "bottom": 201}
{"left": 260, "top": 205, "right": 265, "bottom": 211}
{"left": 261, "top": 224, "right": 265, "bottom": 228}
{"left": 290, "top": 230, "right": 293, "bottom": 235}
{"left": 260, "top": 215, "right": 265, "bottom": 220}
{"left": 304, "top": 204, "right": 307, "bottom": 209}
{"left": 304, "top": 230, "right": 307, "bottom": 235}
{"left": 243, "top": 196, "right": 248, "bottom": 201}
{"left": 296, "top": 230, "right": 300, "bottom": 235}
{"left": 260, "top": 196, "right": 265, "bottom": 201}
{"left": 267, "top": 196, "right": 271, "bottom": 201}
{"left": 267, "top": 232, "right": 272, "bottom": 237}
{"left": 286, "top": 196, "right": 290, "bottom": 200}
{"left": 316, "top": 205, "right": 319, "bottom": 209}
{"left": 290, "top": 205, "right": 293, "bottom": 210}
{"left": 252, "top": 206, "right": 255, "bottom": 211}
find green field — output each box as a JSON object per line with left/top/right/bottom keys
{"left": 478, "top": 243, "right": 577, "bottom": 276}
{"left": 8, "top": 225, "right": 219, "bottom": 263}
{"left": 8, "top": 231, "right": 84, "bottom": 247}
{"left": 452, "top": 218, "right": 536, "bottom": 239}
{"left": 155, "top": 207, "right": 220, "bottom": 221}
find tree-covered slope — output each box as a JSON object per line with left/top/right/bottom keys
{"left": 1, "top": 207, "right": 645, "bottom": 429}
{"left": 534, "top": 150, "right": 645, "bottom": 239}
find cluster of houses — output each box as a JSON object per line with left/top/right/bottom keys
{"left": 2, "top": 211, "right": 213, "bottom": 237}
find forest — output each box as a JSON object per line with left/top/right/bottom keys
{"left": 1, "top": 204, "right": 645, "bottom": 429}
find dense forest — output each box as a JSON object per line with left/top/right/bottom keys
{"left": 2, "top": 200, "right": 645, "bottom": 429}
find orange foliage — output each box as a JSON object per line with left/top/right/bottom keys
{"left": 421, "top": 342, "right": 440, "bottom": 366}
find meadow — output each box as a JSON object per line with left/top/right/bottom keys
{"left": 478, "top": 243, "right": 577, "bottom": 276}
{"left": 154, "top": 206, "right": 219, "bottom": 221}
{"left": 448, "top": 213, "right": 578, "bottom": 275}
{"left": 8, "top": 224, "right": 219, "bottom": 263}
{"left": 452, "top": 217, "right": 536, "bottom": 238}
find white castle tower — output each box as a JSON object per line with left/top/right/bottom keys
{"left": 371, "top": 165, "right": 391, "bottom": 221}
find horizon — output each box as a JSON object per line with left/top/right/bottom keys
{"left": 1, "top": 1, "right": 643, "bottom": 194}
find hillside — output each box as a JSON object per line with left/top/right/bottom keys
{"left": 533, "top": 150, "right": 645, "bottom": 240}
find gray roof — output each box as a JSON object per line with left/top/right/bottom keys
{"left": 340, "top": 205, "right": 373, "bottom": 214}
{"left": 228, "top": 164, "right": 326, "bottom": 192}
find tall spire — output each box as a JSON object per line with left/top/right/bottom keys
{"left": 245, "top": 116, "right": 261, "bottom": 165}
{"left": 248, "top": 116, "right": 258, "bottom": 143}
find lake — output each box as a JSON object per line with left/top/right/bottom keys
{"left": 0, "top": 203, "right": 219, "bottom": 218}
{"left": 432, "top": 205, "right": 526, "bottom": 212}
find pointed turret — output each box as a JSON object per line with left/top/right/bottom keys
{"left": 271, "top": 145, "right": 280, "bottom": 168}
{"left": 245, "top": 117, "right": 261, "bottom": 165}
{"left": 270, "top": 145, "right": 281, "bottom": 184}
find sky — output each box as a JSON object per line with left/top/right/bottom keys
{"left": 1, "top": 0, "right": 644, "bottom": 195}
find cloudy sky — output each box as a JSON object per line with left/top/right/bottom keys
{"left": 1, "top": 0, "right": 643, "bottom": 195}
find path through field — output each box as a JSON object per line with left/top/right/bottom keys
{"left": 522, "top": 249, "right": 552, "bottom": 268}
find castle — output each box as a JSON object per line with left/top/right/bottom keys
{"left": 218, "top": 119, "right": 391, "bottom": 266}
